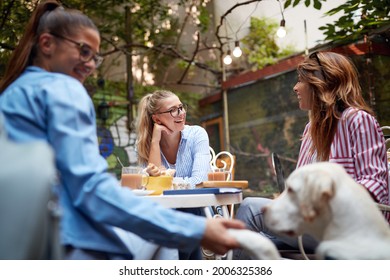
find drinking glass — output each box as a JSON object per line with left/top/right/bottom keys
{"left": 207, "top": 168, "right": 231, "bottom": 181}
{"left": 121, "top": 166, "right": 149, "bottom": 190}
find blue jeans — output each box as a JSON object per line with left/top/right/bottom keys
{"left": 177, "top": 207, "right": 204, "bottom": 260}
{"left": 233, "top": 197, "right": 318, "bottom": 259}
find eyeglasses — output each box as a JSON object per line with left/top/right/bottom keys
{"left": 309, "top": 52, "right": 327, "bottom": 82}
{"left": 156, "top": 104, "right": 188, "bottom": 118}
{"left": 49, "top": 32, "right": 103, "bottom": 68}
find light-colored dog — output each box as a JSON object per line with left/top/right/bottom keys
{"left": 263, "top": 162, "right": 390, "bottom": 259}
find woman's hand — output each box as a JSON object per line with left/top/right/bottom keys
{"left": 149, "top": 123, "right": 172, "bottom": 168}
{"left": 200, "top": 219, "right": 246, "bottom": 255}
{"left": 152, "top": 123, "right": 173, "bottom": 143}
{"left": 145, "top": 163, "right": 161, "bottom": 176}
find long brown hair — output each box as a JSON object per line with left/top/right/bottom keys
{"left": 135, "top": 90, "right": 176, "bottom": 165}
{"left": 297, "top": 51, "right": 374, "bottom": 161}
{"left": 0, "top": 0, "right": 98, "bottom": 93}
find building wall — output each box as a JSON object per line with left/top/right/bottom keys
{"left": 200, "top": 37, "right": 390, "bottom": 194}
{"left": 94, "top": 27, "right": 390, "bottom": 189}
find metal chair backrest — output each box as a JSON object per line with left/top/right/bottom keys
{"left": 271, "top": 152, "right": 285, "bottom": 193}
{"left": 210, "top": 147, "right": 235, "bottom": 181}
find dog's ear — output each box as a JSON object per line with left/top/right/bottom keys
{"left": 299, "top": 170, "right": 335, "bottom": 222}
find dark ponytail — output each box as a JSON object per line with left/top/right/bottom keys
{"left": 0, "top": 1, "right": 60, "bottom": 93}
{"left": 0, "top": 0, "right": 98, "bottom": 93}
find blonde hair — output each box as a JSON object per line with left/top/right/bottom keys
{"left": 297, "top": 51, "right": 374, "bottom": 161}
{"left": 135, "top": 90, "right": 176, "bottom": 165}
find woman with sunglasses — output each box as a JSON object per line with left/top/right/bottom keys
{"left": 295, "top": 51, "right": 388, "bottom": 205}
{"left": 133, "top": 90, "right": 212, "bottom": 259}
{"left": 0, "top": 1, "right": 244, "bottom": 260}
{"left": 233, "top": 51, "right": 389, "bottom": 259}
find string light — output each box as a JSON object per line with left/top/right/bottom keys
{"left": 276, "top": 19, "right": 286, "bottom": 38}
{"left": 276, "top": 0, "right": 286, "bottom": 38}
{"left": 232, "top": 41, "right": 242, "bottom": 58}
{"left": 223, "top": 50, "right": 232, "bottom": 65}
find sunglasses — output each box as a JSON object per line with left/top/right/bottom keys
{"left": 309, "top": 52, "right": 327, "bottom": 82}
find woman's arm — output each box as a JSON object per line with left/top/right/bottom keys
{"left": 46, "top": 78, "right": 208, "bottom": 249}
{"left": 148, "top": 123, "right": 173, "bottom": 167}
{"left": 348, "top": 111, "right": 389, "bottom": 204}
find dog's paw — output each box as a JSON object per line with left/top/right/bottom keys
{"left": 228, "top": 229, "right": 281, "bottom": 260}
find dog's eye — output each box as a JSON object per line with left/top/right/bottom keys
{"left": 287, "top": 187, "right": 294, "bottom": 194}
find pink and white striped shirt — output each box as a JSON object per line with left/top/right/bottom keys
{"left": 297, "top": 107, "right": 390, "bottom": 223}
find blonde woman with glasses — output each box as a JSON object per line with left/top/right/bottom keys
{"left": 135, "top": 90, "right": 212, "bottom": 259}
{"left": 136, "top": 90, "right": 211, "bottom": 188}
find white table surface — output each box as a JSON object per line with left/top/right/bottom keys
{"left": 146, "top": 191, "right": 243, "bottom": 209}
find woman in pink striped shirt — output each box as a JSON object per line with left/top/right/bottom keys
{"left": 233, "top": 52, "right": 390, "bottom": 259}
{"left": 295, "top": 52, "right": 389, "bottom": 216}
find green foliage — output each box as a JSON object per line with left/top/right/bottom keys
{"left": 241, "top": 17, "right": 296, "bottom": 70}
{"left": 197, "top": 5, "right": 210, "bottom": 32}
{"left": 0, "top": 0, "right": 199, "bottom": 75}
{"left": 86, "top": 75, "right": 203, "bottom": 125}
{"left": 0, "top": 0, "right": 38, "bottom": 69}
{"left": 2, "top": 0, "right": 388, "bottom": 88}
{"left": 284, "top": 0, "right": 324, "bottom": 9}
{"left": 284, "top": 0, "right": 390, "bottom": 44}
{"left": 319, "top": 0, "right": 390, "bottom": 43}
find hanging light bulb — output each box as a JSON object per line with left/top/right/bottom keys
{"left": 276, "top": 19, "right": 286, "bottom": 38}
{"left": 232, "top": 41, "right": 242, "bottom": 58}
{"left": 223, "top": 50, "right": 232, "bottom": 65}
{"left": 276, "top": 0, "right": 287, "bottom": 39}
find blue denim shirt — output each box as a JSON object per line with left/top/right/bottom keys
{"left": 0, "top": 66, "right": 205, "bottom": 256}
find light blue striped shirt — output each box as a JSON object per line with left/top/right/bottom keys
{"left": 160, "top": 125, "right": 211, "bottom": 188}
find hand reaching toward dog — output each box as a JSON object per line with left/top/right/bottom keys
{"left": 227, "top": 228, "right": 281, "bottom": 259}
{"left": 200, "top": 219, "right": 246, "bottom": 256}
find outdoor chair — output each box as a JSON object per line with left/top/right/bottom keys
{"left": 209, "top": 146, "right": 235, "bottom": 181}
{"left": 0, "top": 113, "right": 61, "bottom": 259}
{"left": 202, "top": 147, "right": 237, "bottom": 260}
{"left": 271, "top": 152, "right": 286, "bottom": 193}
{"left": 271, "top": 152, "right": 314, "bottom": 259}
